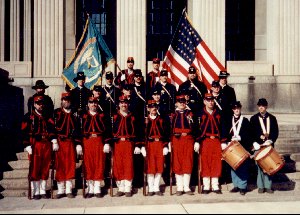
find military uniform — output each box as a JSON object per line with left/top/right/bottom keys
{"left": 103, "top": 81, "right": 121, "bottom": 116}
{"left": 197, "top": 93, "right": 227, "bottom": 194}
{"left": 81, "top": 97, "right": 111, "bottom": 198}
{"left": 250, "top": 98, "right": 279, "bottom": 193}
{"left": 70, "top": 72, "right": 92, "bottom": 116}
{"left": 146, "top": 58, "right": 161, "bottom": 94}
{"left": 53, "top": 93, "right": 81, "bottom": 198}
{"left": 145, "top": 101, "right": 170, "bottom": 195}
{"left": 170, "top": 96, "right": 197, "bottom": 195}
{"left": 22, "top": 96, "right": 58, "bottom": 199}
{"left": 114, "top": 57, "right": 136, "bottom": 89}
{"left": 112, "top": 96, "right": 139, "bottom": 197}
{"left": 224, "top": 101, "right": 252, "bottom": 195}
{"left": 28, "top": 80, "right": 54, "bottom": 118}
{"left": 178, "top": 66, "right": 207, "bottom": 117}
{"left": 153, "top": 70, "right": 177, "bottom": 115}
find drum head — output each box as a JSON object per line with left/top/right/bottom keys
{"left": 255, "top": 146, "right": 272, "bottom": 160}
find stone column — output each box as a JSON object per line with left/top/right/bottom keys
{"left": 0, "top": 0, "right": 4, "bottom": 61}
{"left": 10, "top": 0, "right": 20, "bottom": 61}
{"left": 23, "top": 0, "right": 31, "bottom": 61}
{"left": 33, "top": 0, "right": 64, "bottom": 77}
{"left": 267, "top": 0, "right": 300, "bottom": 76}
{"left": 117, "top": 0, "right": 146, "bottom": 73}
{"left": 65, "top": 0, "right": 76, "bottom": 63}
{"left": 188, "top": 0, "right": 226, "bottom": 66}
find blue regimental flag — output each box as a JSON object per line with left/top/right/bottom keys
{"left": 62, "top": 17, "right": 114, "bottom": 89}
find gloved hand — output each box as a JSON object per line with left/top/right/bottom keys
{"left": 76, "top": 145, "right": 83, "bottom": 156}
{"left": 103, "top": 144, "right": 111, "bottom": 153}
{"left": 263, "top": 140, "right": 273, "bottom": 146}
{"left": 134, "top": 147, "right": 141, "bottom": 154}
{"left": 194, "top": 142, "right": 200, "bottom": 153}
{"left": 168, "top": 142, "right": 172, "bottom": 152}
{"left": 141, "top": 147, "right": 147, "bottom": 157}
{"left": 253, "top": 142, "right": 261, "bottom": 151}
{"left": 121, "top": 74, "right": 126, "bottom": 82}
{"left": 163, "top": 147, "right": 169, "bottom": 156}
{"left": 52, "top": 139, "right": 59, "bottom": 152}
{"left": 232, "top": 135, "right": 241, "bottom": 142}
{"left": 221, "top": 143, "right": 228, "bottom": 150}
{"left": 25, "top": 146, "right": 32, "bottom": 155}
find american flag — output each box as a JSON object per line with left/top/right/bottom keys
{"left": 162, "top": 11, "right": 225, "bottom": 89}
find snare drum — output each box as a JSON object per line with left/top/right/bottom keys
{"left": 222, "top": 141, "right": 250, "bottom": 170}
{"left": 254, "top": 146, "right": 285, "bottom": 176}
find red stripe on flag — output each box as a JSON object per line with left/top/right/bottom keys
{"left": 196, "top": 49, "right": 219, "bottom": 81}
{"left": 201, "top": 41, "right": 226, "bottom": 71}
{"left": 163, "top": 62, "right": 184, "bottom": 86}
{"left": 165, "top": 51, "right": 189, "bottom": 77}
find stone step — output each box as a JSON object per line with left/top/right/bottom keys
{"left": 276, "top": 172, "right": 300, "bottom": 181}
{"left": 279, "top": 132, "right": 300, "bottom": 139}
{"left": 279, "top": 124, "right": 300, "bottom": 132}
{"left": 0, "top": 178, "right": 28, "bottom": 190}
{"left": 2, "top": 180, "right": 300, "bottom": 197}
{"left": 275, "top": 139, "right": 300, "bottom": 154}
{"left": 3, "top": 169, "right": 28, "bottom": 179}
{"left": 291, "top": 153, "right": 300, "bottom": 162}
{"left": 8, "top": 160, "right": 29, "bottom": 170}
{"left": 16, "top": 152, "right": 29, "bottom": 161}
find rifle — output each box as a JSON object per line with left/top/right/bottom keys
{"left": 28, "top": 116, "right": 35, "bottom": 200}
{"left": 79, "top": 117, "right": 86, "bottom": 198}
{"left": 110, "top": 116, "right": 114, "bottom": 197}
{"left": 197, "top": 117, "right": 202, "bottom": 194}
{"left": 143, "top": 116, "right": 149, "bottom": 196}
{"left": 169, "top": 115, "right": 173, "bottom": 196}
{"left": 50, "top": 150, "right": 55, "bottom": 199}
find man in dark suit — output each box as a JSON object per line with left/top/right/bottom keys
{"left": 178, "top": 66, "right": 207, "bottom": 117}
{"left": 153, "top": 70, "right": 177, "bottom": 115}
{"left": 218, "top": 71, "right": 237, "bottom": 109}
{"left": 70, "top": 72, "right": 92, "bottom": 117}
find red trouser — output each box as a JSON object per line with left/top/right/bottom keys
{"left": 30, "top": 140, "right": 52, "bottom": 181}
{"left": 147, "top": 141, "right": 164, "bottom": 174}
{"left": 55, "top": 139, "right": 76, "bottom": 182}
{"left": 200, "top": 138, "right": 222, "bottom": 177}
{"left": 83, "top": 136, "right": 105, "bottom": 181}
{"left": 113, "top": 140, "right": 134, "bottom": 181}
{"left": 172, "top": 135, "right": 194, "bottom": 175}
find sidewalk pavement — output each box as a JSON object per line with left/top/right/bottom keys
{"left": 1, "top": 189, "right": 300, "bottom": 214}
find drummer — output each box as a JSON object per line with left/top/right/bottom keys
{"left": 250, "top": 98, "right": 279, "bottom": 194}
{"left": 222, "top": 101, "right": 252, "bottom": 195}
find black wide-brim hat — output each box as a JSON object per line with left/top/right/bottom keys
{"left": 32, "top": 80, "right": 49, "bottom": 89}
{"left": 73, "top": 72, "right": 86, "bottom": 82}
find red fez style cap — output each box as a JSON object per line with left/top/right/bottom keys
{"left": 147, "top": 100, "right": 158, "bottom": 108}
{"left": 127, "top": 57, "right": 134, "bottom": 63}
{"left": 204, "top": 93, "right": 214, "bottom": 100}
{"left": 34, "top": 96, "right": 44, "bottom": 103}
{"left": 176, "top": 95, "right": 187, "bottom": 103}
{"left": 88, "top": 97, "right": 98, "bottom": 103}
{"left": 119, "top": 95, "right": 129, "bottom": 103}
{"left": 61, "top": 92, "right": 71, "bottom": 100}
{"left": 152, "top": 58, "right": 160, "bottom": 64}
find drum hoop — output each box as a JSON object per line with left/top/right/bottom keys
{"left": 223, "top": 141, "right": 240, "bottom": 154}
{"left": 254, "top": 146, "right": 273, "bottom": 161}
{"left": 264, "top": 161, "right": 285, "bottom": 176}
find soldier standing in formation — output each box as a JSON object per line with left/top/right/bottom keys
{"left": 70, "top": 72, "right": 92, "bottom": 116}
{"left": 112, "top": 96, "right": 145, "bottom": 197}
{"left": 22, "top": 96, "right": 59, "bottom": 200}
{"left": 170, "top": 95, "right": 198, "bottom": 196}
{"left": 53, "top": 93, "right": 81, "bottom": 199}
{"left": 145, "top": 100, "right": 170, "bottom": 196}
{"left": 250, "top": 98, "right": 279, "bottom": 194}
{"left": 115, "top": 57, "right": 136, "bottom": 89}
{"left": 81, "top": 97, "right": 111, "bottom": 198}
{"left": 146, "top": 58, "right": 161, "bottom": 93}
{"left": 153, "top": 70, "right": 177, "bottom": 115}
{"left": 178, "top": 66, "right": 207, "bottom": 117}
{"left": 222, "top": 101, "right": 252, "bottom": 195}
{"left": 197, "top": 93, "right": 226, "bottom": 194}
{"left": 27, "top": 80, "right": 54, "bottom": 118}
{"left": 103, "top": 72, "right": 120, "bottom": 116}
